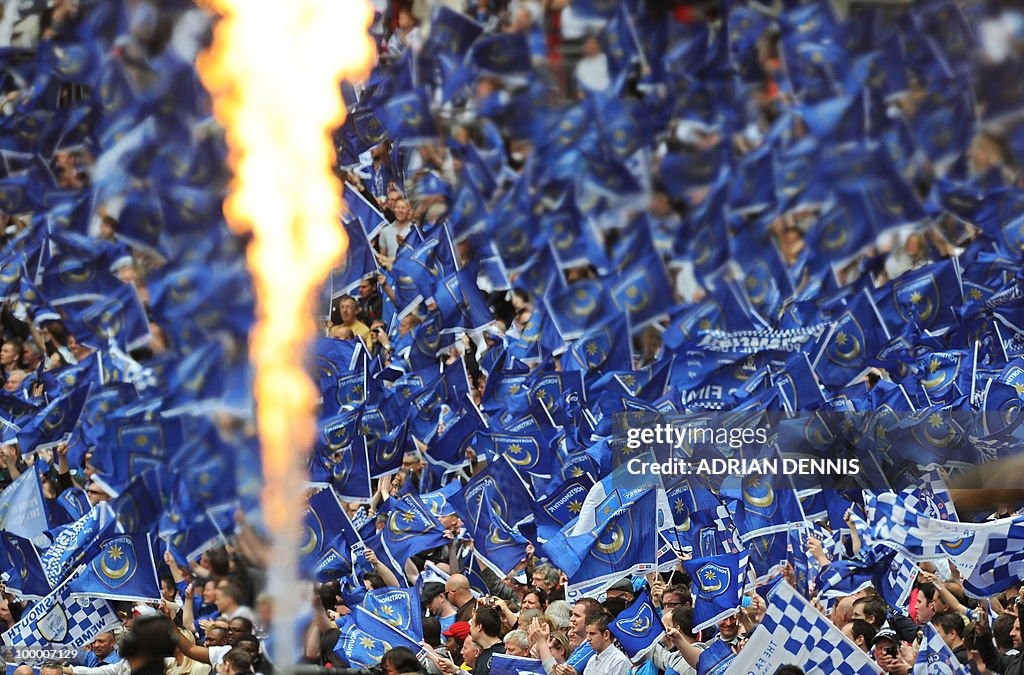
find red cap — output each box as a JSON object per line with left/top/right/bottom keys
{"left": 443, "top": 621, "right": 471, "bottom": 640}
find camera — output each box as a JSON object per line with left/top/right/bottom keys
{"left": 883, "top": 645, "right": 898, "bottom": 658}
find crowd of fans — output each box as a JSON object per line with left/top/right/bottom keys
{"left": 4, "top": 0, "right": 1024, "bottom": 674}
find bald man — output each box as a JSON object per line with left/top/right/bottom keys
{"left": 446, "top": 574, "right": 477, "bottom": 623}
{"left": 831, "top": 596, "right": 856, "bottom": 628}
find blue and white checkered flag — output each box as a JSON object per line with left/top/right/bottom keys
{"left": 1, "top": 566, "right": 120, "bottom": 649}
{"left": 914, "top": 624, "right": 968, "bottom": 674}
{"left": 867, "top": 491, "right": 1024, "bottom": 597}
{"left": 731, "top": 580, "right": 881, "bottom": 674}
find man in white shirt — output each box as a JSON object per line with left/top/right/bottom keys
{"left": 216, "top": 579, "right": 258, "bottom": 624}
{"left": 378, "top": 198, "right": 414, "bottom": 261}
{"left": 582, "top": 613, "right": 631, "bottom": 675}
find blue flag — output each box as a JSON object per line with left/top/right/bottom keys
{"left": 75, "top": 281, "right": 150, "bottom": 352}
{"left": 611, "top": 252, "right": 675, "bottom": 332}
{"left": 16, "top": 382, "right": 90, "bottom": 453}
{"left": 38, "top": 231, "right": 127, "bottom": 305}
{"left": 68, "top": 533, "right": 161, "bottom": 602}
{"left": 683, "top": 550, "right": 750, "bottom": 633}
{"left": 812, "top": 289, "right": 890, "bottom": 388}
{"left": 470, "top": 498, "right": 530, "bottom": 576}
{"left": 490, "top": 655, "right": 546, "bottom": 675}
{"left": 362, "top": 587, "right": 423, "bottom": 640}
{"left": 344, "top": 183, "right": 388, "bottom": 240}
{"left": 545, "top": 278, "right": 619, "bottom": 341}
{"left": 310, "top": 337, "right": 359, "bottom": 390}
{"left": 40, "top": 504, "right": 117, "bottom": 588}
{"left": 0, "top": 468, "right": 50, "bottom": 541}
{"left": 0, "top": 531, "right": 50, "bottom": 600}
{"left": 696, "top": 638, "right": 735, "bottom": 675}
{"left": 334, "top": 606, "right": 424, "bottom": 668}
{"left": 534, "top": 474, "right": 595, "bottom": 542}
{"left": 451, "top": 455, "right": 534, "bottom": 527}
{"left": 332, "top": 218, "right": 379, "bottom": 298}
{"left": 423, "top": 6, "right": 483, "bottom": 58}
{"left": 609, "top": 590, "right": 665, "bottom": 657}
{"left": 379, "top": 494, "right": 448, "bottom": 574}
{"left": 563, "top": 313, "right": 633, "bottom": 374}
{"left": 301, "top": 487, "right": 361, "bottom": 579}
{"left": 471, "top": 34, "right": 533, "bottom": 76}
{"left": 561, "top": 487, "right": 660, "bottom": 597}
{"left": 379, "top": 87, "right": 437, "bottom": 141}
{"left": 435, "top": 267, "right": 493, "bottom": 331}
{"left": 599, "top": 3, "right": 642, "bottom": 77}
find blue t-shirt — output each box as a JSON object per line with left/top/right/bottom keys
{"left": 439, "top": 614, "right": 456, "bottom": 632}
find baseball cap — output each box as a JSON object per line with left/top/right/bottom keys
{"left": 421, "top": 581, "right": 446, "bottom": 605}
{"left": 871, "top": 623, "right": 898, "bottom": 646}
{"left": 443, "top": 621, "right": 471, "bottom": 640}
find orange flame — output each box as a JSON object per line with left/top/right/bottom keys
{"left": 197, "top": 0, "right": 373, "bottom": 653}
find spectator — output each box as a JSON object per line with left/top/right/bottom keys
{"left": 582, "top": 612, "right": 630, "bottom": 675}
{"left": 841, "top": 620, "right": 877, "bottom": 653}
{"left": 215, "top": 580, "right": 257, "bottom": 624}
{"left": 378, "top": 199, "right": 415, "bottom": 261}
{"left": 424, "top": 582, "right": 459, "bottom": 632}
{"left": 357, "top": 276, "right": 383, "bottom": 325}
{"left": 332, "top": 295, "right": 371, "bottom": 339}
{"left": 469, "top": 606, "right": 505, "bottom": 675}
{"left": 446, "top": 575, "right": 478, "bottom": 624}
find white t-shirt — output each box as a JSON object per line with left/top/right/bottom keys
{"left": 209, "top": 644, "right": 232, "bottom": 668}
{"left": 379, "top": 221, "right": 414, "bottom": 260}
{"left": 576, "top": 55, "right": 611, "bottom": 93}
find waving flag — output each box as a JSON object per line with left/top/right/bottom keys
{"left": 732, "top": 581, "right": 882, "bottom": 674}
{"left": 451, "top": 455, "right": 534, "bottom": 527}
{"left": 471, "top": 34, "right": 532, "bottom": 76}
{"left": 2, "top": 565, "right": 120, "bottom": 650}
{"left": 343, "top": 183, "right": 388, "bottom": 240}
{"left": 16, "top": 383, "right": 90, "bottom": 453}
{"left": 40, "top": 505, "right": 117, "bottom": 588}
{"left": 696, "top": 638, "right": 735, "bottom": 675}
{"left": 0, "top": 532, "right": 50, "bottom": 600}
{"left": 867, "top": 492, "right": 1024, "bottom": 596}
{"left": 362, "top": 588, "right": 423, "bottom": 640}
{"left": 561, "top": 487, "right": 660, "bottom": 599}
{"left": 564, "top": 313, "right": 633, "bottom": 374}
{"left": 683, "top": 550, "right": 750, "bottom": 633}
{"left": 0, "top": 468, "right": 50, "bottom": 542}
{"left": 534, "top": 474, "right": 595, "bottom": 542}
{"left": 423, "top": 6, "right": 483, "bottom": 58}
{"left": 300, "top": 487, "right": 361, "bottom": 578}
{"left": 612, "top": 253, "right": 674, "bottom": 332}
{"left": 379, "top": 494, "right": 448, "bottom": 573}
{"left": 470, "top": 498, "right": 530, "bottom": 576}
{"left": 812, "top": 289, "right": 891, "bottom": 388}
{"left": 68, "top": 533, "right": 161, "bottom": 602}
{"left": 334, "top": 606, "right": 424, "bottom": 668}
{"left": 609, "top": 590, "right": 664, "bottom": 657}
{"left": 914, "top": 624, "right": 969, "bottom": 674}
